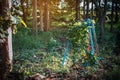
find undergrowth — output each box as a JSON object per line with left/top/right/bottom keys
{"left": 12, "top": 23, "right": 120, "bottom": 80}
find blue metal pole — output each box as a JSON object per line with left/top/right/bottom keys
{"left": 62, "top": 41, "right": 70, "bottom": 65}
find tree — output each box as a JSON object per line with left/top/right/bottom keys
{"left": 38, "top": 0, "right": 52, "bottom": 31}
{"left": 110, "top": 0, "right": 114, "bottom": 32}
{"left": 39, "top": 0, "right": 44, "bottom": 31}
{"left": 75, "top": 0, "right": 80, "bottom": 21}
{"left": 26, "top": 0, "right": 29, "bottom": 16}
{"left": 92, "top": 0, "right": 108, "bottom": 43}
{"left": 33, "top": 0, "right": 38, "bottom": 35}
{"left": 44, "top": 0, "right": 50, "bottom": 31}
{"left": 0, "top": 0, "right": 13, "bottom": 80}
{"left": 115, "top": 0, "right": 119, "bottom": 23}
{"left": 86, "top": 0, "right": 90, "bottom": 19}
{"left": 83, "top": 0, "right": 85, "bottom": 18}
{"left": 21, "top": 0, "right": 27, "bottom": 23}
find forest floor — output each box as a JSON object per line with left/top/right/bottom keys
{"left": 7, "top": 25, "right": 120, "bottom": 80}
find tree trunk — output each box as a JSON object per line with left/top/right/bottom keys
{"left": 86, "top": 0, "right": 89, "bottom": 19}
{"left": 40, "top": 0, "right": 44, "bottom": 31}
{"left": 44, "top": 0, "right": 50, "bottom": 31}
{"left": 92, "top": 0, "right": 107, "bottom": 43}
{"left": 110, "top": 0, "right": 114, "bottom": 32}
{"left": 75, "top": 0, "right": 80, "bottom": 21}
{"left": 83, "top": 0, "right": 85, "bottom": 19}
{"left": 99, "top": 15, "right": 105, "bottom": 42}
{"left": 1, "top": 0, "right": 13, "bottom": 80}
{"left": 99, "top": 0, "right": 107, "bottom": 42}
{"left": 91, "top": 2, "right": 94, "bottom": 18}
{"left": 26, "top": 0, "right": 29, "bottom": 16}
{"left": 101, "top": 0, "right": 107, "bottom": 42}
{"left": 33, "top": 0, "right": 38, "bottom": 35}
{"left": 115, "top": 0, "right": 118, "bottom": 23}
{"left": 99, "top": 0, "right": 101, "bottom": 7}
{"left": 21, "top": 0, "right": 27, "bottom": 23}
{"left": 1, "top": 28, "right": 13, "bottom": 80}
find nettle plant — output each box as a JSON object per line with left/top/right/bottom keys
{"left": 68, "top": 21, "right": 97, "bottom": 66}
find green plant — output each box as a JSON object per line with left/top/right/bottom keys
{"left": 0, "top": 16, "right": 11, "bottom": 43}
{"left": 13, "top": 27, "right": 53, "bottom": 51}
{"left": 47, "top": 37, "right": 57, "bottom": 52}
{"left": 68, "top": 22, "right": 88, "bottom": 53}
{"left": 67, "top": 21, "right": 98, "bottom": 66}
{"left": 104, "top": 66, "right": 120, "bottom": 80}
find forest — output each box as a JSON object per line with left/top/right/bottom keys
{"left": 0, "top": 0, "right": 120, "bottom": 80}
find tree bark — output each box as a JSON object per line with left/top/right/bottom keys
{"left": 40, "top": 0, "right": 44, "bottom": 31}
{"left": 99, "top": 0, "right": 101, "bottom": 7}
{"left": 1, "top": 28, "right": 13, "bottom": 80}
{"left": 83, "top": 0, "right": 85, "bottom": 19}
{"left": 86, "top": 0, "right": 89, "bottom": 19}
{"left": 1, "top": 0, "right": 13, "bottom": 80}
{"left": 91, "top": 2, "right": 94, "bottom": 18}
{"left": 33, "top": 0, "right": 38, "bottom": 35}
{"left": 26, "top": 0, "right": 29, "bottom": 16}
{"left": 92, "top": 0, "right": 107, "bottom": 43}
{"left": 44, "top": 0, "right": 50, "bottom": 31}
{"left": 115, "top": 0, "right": 118, "bottom": 23}
{"left": 75, "top": 0, "right": 80, "bottom": 21}
{"left": 110, "top": 0, "right": 114, "bottom": 32}
{"left": 21, "top": 0, "right": 27, "bottom": 23}
{"left": 99, "top": 15, "right": 105, "bottom": 42}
